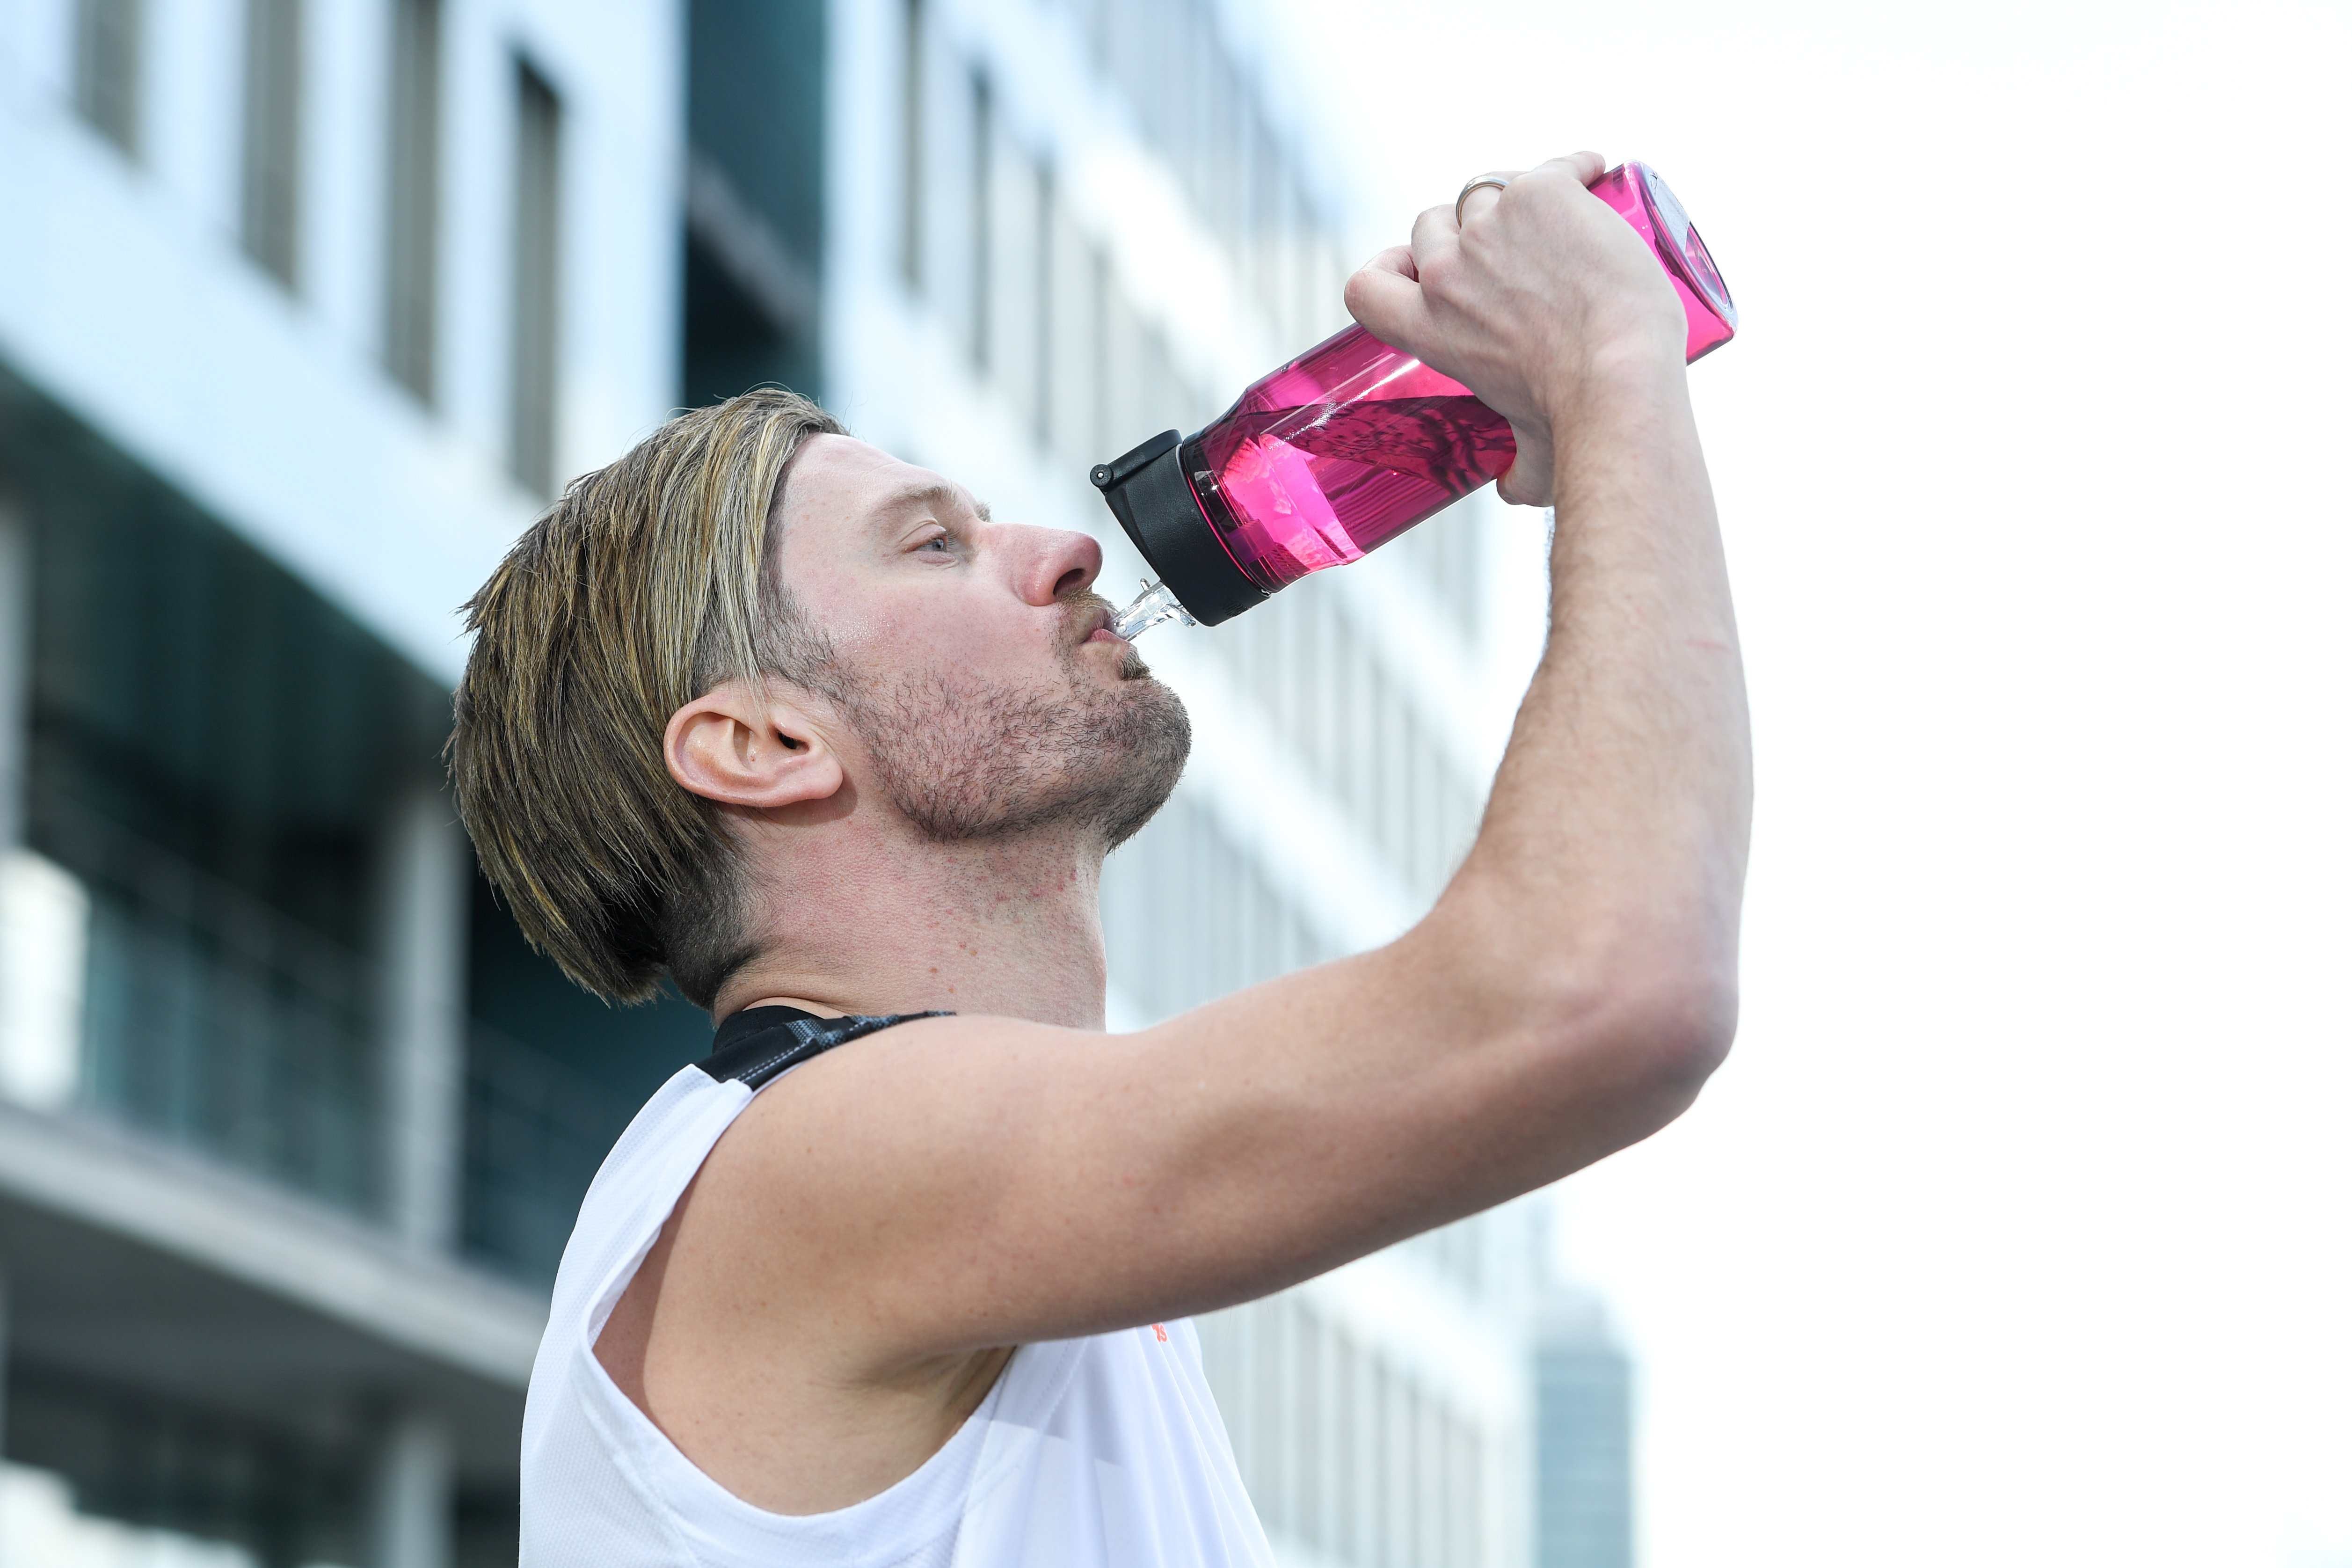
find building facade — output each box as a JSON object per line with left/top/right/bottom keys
{"left": 0, "top": 0, "right": 1610, "bottom": 1563}
{"left": 1532, "top": 1277, "right": 1635, "bottom": 1568}
{"left": 0, "top": 0, "right": 694, "bottom": 1562}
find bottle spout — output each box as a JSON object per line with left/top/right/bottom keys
{"left": 1108, "top": 579, "right": 1196, "bottom": 642}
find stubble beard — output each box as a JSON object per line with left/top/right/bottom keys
{"left": 837, "top": 613, "right": 1191, "bottom": 851}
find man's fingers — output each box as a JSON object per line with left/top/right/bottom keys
{"left": 1495, "top": 456, "right": 1547, "bottom": 510}
{"left": 1500, "top": 154, "right": 1609, "bottom": 211}
{"left": 1495, "top": 416, "right": 1559, "bottom": 509}
{"left": 1514, "top": 152, "right": 1606, "bottom": 190}
{"left": 1357, "top": 242, "right": 1419, "bottom": 282}
{"left": 1344, "top": 256, "right": 1427, "bottom": 350}
{"left": 1408, "top": 203, "right": 1458, "bottom": 270}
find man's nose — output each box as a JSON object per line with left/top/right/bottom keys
{"left": 1009, "top": 526, "right": 1103, "bottom": 606}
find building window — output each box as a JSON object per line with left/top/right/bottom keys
{"left": 682, "top": 0, "right": 828, "bottom": 407}
{"left": 16, "top": 451, "right": 460, "bottom": 1216}
{"left": 1088, "top": 246, "right": 1112, "bottom": 460}
{"left": 900, "top": 0, "right": 924, "bottom": 291}
{"left": 1032, "top": 160, "right": 1054, "bottom": 444}
{"left": 72, "top": 0, "right": 143, "bottom": 157}
{"left": 240, "top": 0, "right": 305, "bottom": 288}
{"left": 383, "top": 0, "right": 442, "bottom": 404}
{"left": 1212, "top": 585, "right": 1483, "bottom": 904}
{"left": 7, "top": 1374, "right": 370, "bottom": 1566}
{"left": 981, "top": 129, "right": 1045, "bottom": 433}
{"left": 1045, "top": 204, "right": 1097, "bottom": 460}
{"left": 969, "top": 69, "right": 991, "bottom": 371}
{"left": 510, "top": 62, "right": 563, "bottom": 496}
{"left": 1103, "top": 794, "right": 1331, "bottom": 1023}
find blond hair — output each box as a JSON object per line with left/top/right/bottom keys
{"left": 448, "top": 388, "right": 843, "bottom": 1006}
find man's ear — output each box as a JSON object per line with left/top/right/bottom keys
{"left": 663, "top": 681, "right": 845, "bottom": 810}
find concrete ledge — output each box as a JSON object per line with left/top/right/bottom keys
{"left": 0, "top": 1097, "right": 546, "bottom": 1389}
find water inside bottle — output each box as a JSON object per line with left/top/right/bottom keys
{"left": 1196, "top": 389, "right": 1515, "bottom": 593}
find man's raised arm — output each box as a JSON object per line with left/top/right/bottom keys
{"left": 1347, "top": 147, "right": 1754, "bottom": 1179}
{"left": 673, "top": 153, "right": 1750, "bottom": 1365}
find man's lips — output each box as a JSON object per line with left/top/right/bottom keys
{"left": 1073, "top": 603, "right": 1124, "bottom": 646}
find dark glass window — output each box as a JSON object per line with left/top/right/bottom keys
{"left": 5, "top": 1369, "right": 366, "bottom": 1568}
{"left": 900, "top": 0, "right": 923, "bottom": 290}
{"left": 384, "top": 0, "right": 443, "bottom": 404}
{"left": 509, "top": 61, "right": 562, "bottom": 496}
{"left": 461, "top": 875, "right": 708, "bottom": 1285}
{"left": 0, "top": 367, "right": 717, "bottom": 1274}
{"left": 970, "top": 69, "right": 991, "bottom": 372}
{"left": 683, "top": 0, "right": 827, "bottom": 406}
{"left": 72, "top": 0, "right": 143, "bottom": 157}
{"left": 3, "top": 372, "right": 447, "bottom": 1214}
{"left": 240, "top": 0, "right": 304, "bottom": 288}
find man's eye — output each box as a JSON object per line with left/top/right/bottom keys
{"left": 921, "top": 534, "right": 954, "bottom": 552}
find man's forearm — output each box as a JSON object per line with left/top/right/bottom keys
{"left": 1445, "top": 352, "right": 1751, "bottom": 1066}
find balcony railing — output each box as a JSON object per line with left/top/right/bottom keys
{"left": 23, "top": 803, "right": 645, "bottom": 1284}
{"left": 37, "top": 805, "right": 381, "bottom": 1217}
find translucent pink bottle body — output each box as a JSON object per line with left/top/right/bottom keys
{"left": 1190, "top": 342, "right": 1513, "bottom": 594}
{"left": 1188, "top": 162, "right": 1736, "bottom": 597}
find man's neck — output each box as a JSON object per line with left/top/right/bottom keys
{"left": 712, "top": 818, "right": 1111, "bottom": 1030}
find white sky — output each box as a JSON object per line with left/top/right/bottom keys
{"left": 1265, "top": 2, "right": 2352, "bottom": 1564}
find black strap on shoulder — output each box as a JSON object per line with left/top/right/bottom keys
{"left": 694, "top": 1005, "right": 953, "bottom": 1090}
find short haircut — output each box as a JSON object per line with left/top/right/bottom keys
{"left": 448, "top": 387, "right": 844, "bottom": 1008}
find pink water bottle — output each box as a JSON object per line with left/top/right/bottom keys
{"left": 1094, "top": 162, "right": 1737, "bottom": 634}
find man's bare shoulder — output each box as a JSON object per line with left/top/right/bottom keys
{"left": 594, "top": 1118, "right": 1016, "bottom": 1516}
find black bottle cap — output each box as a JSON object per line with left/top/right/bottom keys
{"left": 1088, "top": 430, "right": 1268, "bottom": 627}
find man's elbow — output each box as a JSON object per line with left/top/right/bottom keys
{"left": 1633, "top": 963, "right": 1739, "bottom": 1100}
{"left": 1529, "top": 954, "right": 1740, "bottom": 1126}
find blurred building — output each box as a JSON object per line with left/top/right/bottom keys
{"left": 0, "top": 0, "right": 697, "bottom": 1562}
{"left": 0, "top": 0, "right": 1617, "bottom": 1564}
{"left": 1532, "top": 1277, "right": 1635, "bottom": 1568}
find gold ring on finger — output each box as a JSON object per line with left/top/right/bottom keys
{"left": 1455, "top": 175, "right": 1511, "bottom": 226}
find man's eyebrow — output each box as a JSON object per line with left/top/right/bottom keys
{"left": 881, "top": 482, "right": 990, "bottom": 524}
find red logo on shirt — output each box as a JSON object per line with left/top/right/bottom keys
{"left": 1153, "top": 1324, "right": 1168, "bottom": 1342}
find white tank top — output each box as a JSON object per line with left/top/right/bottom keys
{"left": 519, "top": 1008, "right": 1276, "bottom": 1567}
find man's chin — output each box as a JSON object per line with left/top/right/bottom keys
{"left": 841, "top": 629, "right": 1190, "bottom": 847}
{"left": 1089, "top": 698, "right": 1189, "bottom": 850}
